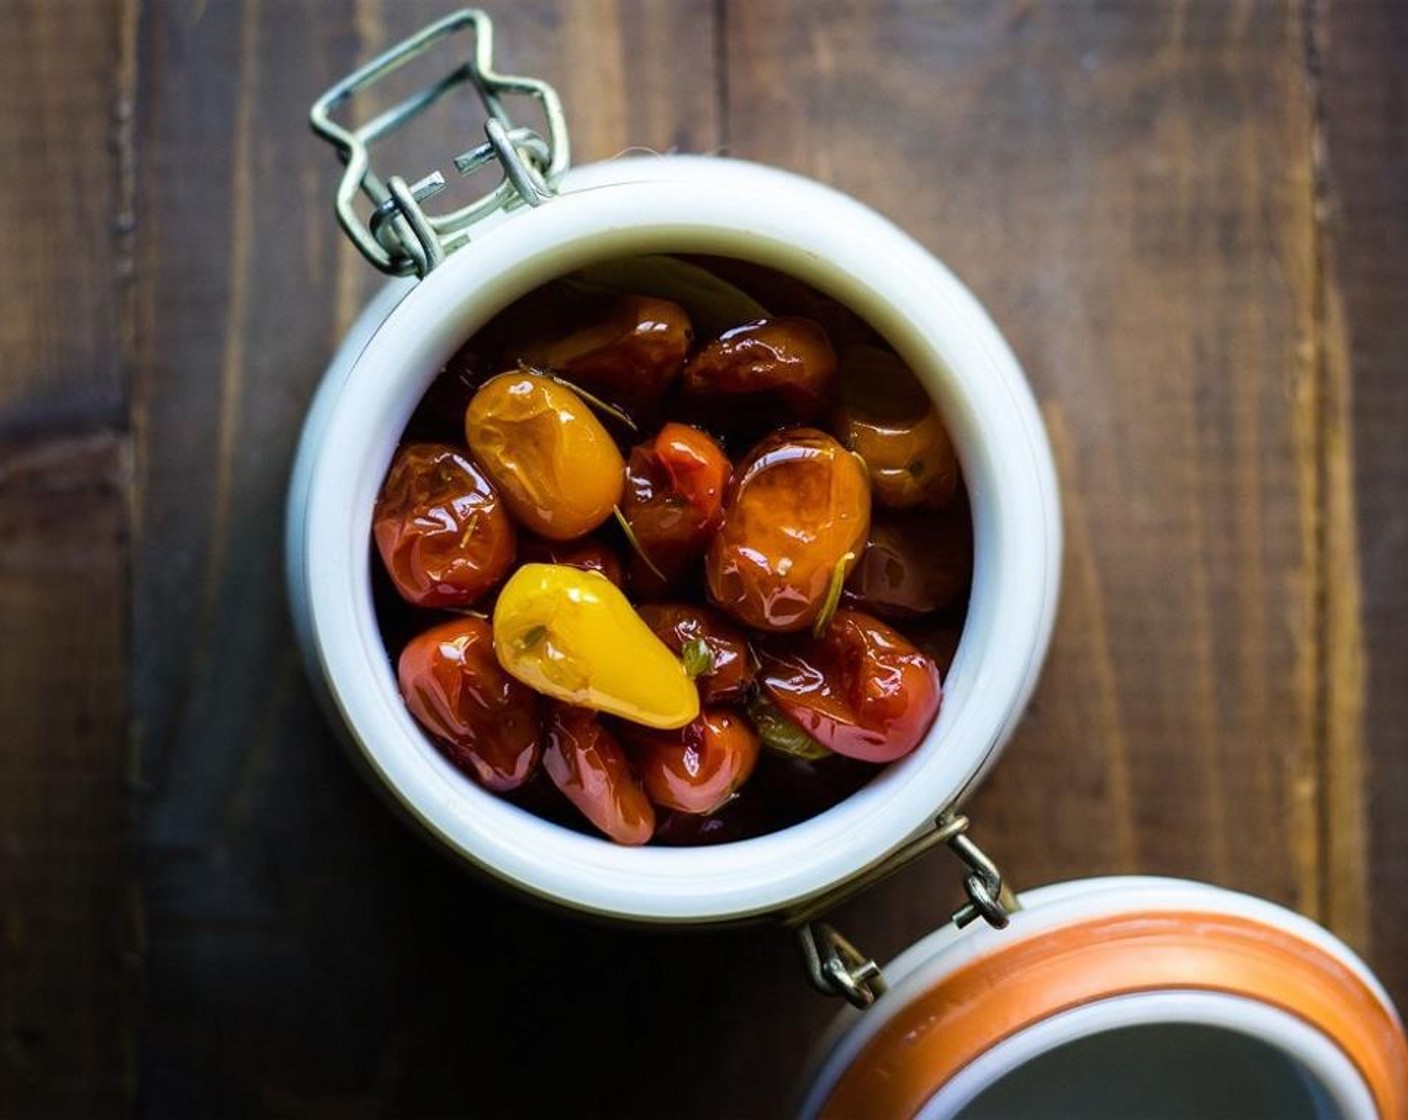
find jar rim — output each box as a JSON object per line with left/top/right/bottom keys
{"left": 298, "top": 157, "right": 1061, "bottom": 922}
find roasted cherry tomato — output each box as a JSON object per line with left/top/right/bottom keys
{"left": 518, "top": 535, "right": 626, "bottom": 589}
{"left": 652, "top": 792, "right": 767, "bottom": 846}
{"left": 636, "top": 602, "right": 753, "bottom": 704}
{"left": 493, "top": 564, "right": 700, "bottom": 730}
{"left": 752, "top": 752, "right": 878, "bottom": 827}
{"left": 464, "top": 371, "right": 625, "bottom": 541}
{"left": 681, "top": 318, "right": 836, "bottom": 423}
{"left": 404, "top": 341, "right": 496, "bottom": 443}
{"left": 834, "top": 346, "right": 959, "bottom": 509}
{"left": 845, "top": 504, "right": 973, "bottom": 618}
{"left": 706, "top": 428, "right": 871, "bottom": 632}
{"left": 373, "top": 443, "right": 516, "bottom": 608}
{"left": 756, "top": 608, "right": 940, "bottom": 763}
{"left": 518, "top": 295, "right": 693, "bottom": 414}
{"left": 622, "top": 422, "right": 731, "bottom": 594}
{"left": 625, "top": 707, "right": 760, "bottom": 815}
{"left": 543, "top": 704, "right": 656, "bottom": 845}
{"left": 397, "top": 616, "right": 541, "bottom": 790}
{"left": 910, "top": 622, "right": 963, "bottom": 677}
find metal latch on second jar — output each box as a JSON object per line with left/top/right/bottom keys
{"left": 791, "top": 813, "right": 1019, "bottom": 1009}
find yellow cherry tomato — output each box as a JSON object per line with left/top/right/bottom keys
{"left": 465, "top": 371, "right": 625, "bottom": 541}
{"left": 492, "top": 563, "right": 700, "bottom": 730}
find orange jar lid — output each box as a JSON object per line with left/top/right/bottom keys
{"left": 801, "top": 878, "right": 1408, "bottom": 1119}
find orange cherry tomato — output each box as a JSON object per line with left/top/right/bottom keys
{"left": 681, "top": 318, "right": 837, "bottom": 423}
{"left": 397, "top": 617, "right": 541, "bottom": 790}
{"left": 543, "top": 704, "right": 656, "bottom": 845}
{"left": 518, "top": 294, "right": 693, "bottom": 414}
{"left": 622, "top": 422, "right": 732, "bottom": 594}
{"left": 626, "top": 708, "right": 760, "bottom": 815}
{"left": 706, "top": 428, "right": 870, "bottom": 632}
{"left": 464, "top": 371, "right": 625, "bottom": 541}
{"left": 636, "top": 602, "right": 754, "bottom": 704}
{"left": 833, "top": 346, "right": 959, "bottom": 509}
{"left": 373, "top": 443, "right": 516, "bottom": 608}
{"left": 756, "top": 608, "right": 941, "bottom": 763}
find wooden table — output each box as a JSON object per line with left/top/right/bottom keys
{"left": 3, "top": 2, "right": 1404, "bottom": 1115}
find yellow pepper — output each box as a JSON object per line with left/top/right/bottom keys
{"left": 492, "top": 563, "right": 700, "bottom": 730}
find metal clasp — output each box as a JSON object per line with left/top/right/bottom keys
{"left": 791, "top": 814, "right": 1018, "bottom": 1009}
{"left": 310, "top": 9, "right": 569, "bottom": 278}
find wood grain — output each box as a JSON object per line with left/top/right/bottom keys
{"left": 129, "top": 3, "right": 739, "bottom": 1116}
{"left": 1, "top": 0, "right": 1404, "bottom": 1115}
{"left": 1317, "top": 0, "right": 1408, "bottom": 999}
{"left": 0, "top": 2, "right": 134, "bottom": 1116}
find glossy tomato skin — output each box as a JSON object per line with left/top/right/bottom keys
{"left": 706, "top": 428, "right": 871, "bottom": 632}
{"left": 543, "top": 704, "right": 656, "bottom": 845}
{"left": 373, "top": 443, "right": 516, "bottom": 608}
{"left": 518, "top": 535, "right": 627, "bottom": 589}
{"left": 622, "top": 423, "right": 732, "bottom": 595}
{"left": 636, "top": 602, "right": 753, "bottom": 704}
{"left": 464, "top": 371, "right": 625, "bottom": 541}
{"left": 844, "top": 504, "right": 973, "bottom": 618}
{"left": 519, "top": 294, "right": 693, "bottom": 415}
{"left": 681, "top": 318, "right": 837, "bottom": 423}
{"left": 397, "top": 617, "right": 541, "bottom": 790}
{"left": 627, "top": 707, "right": 760, "bottom": 815}
{"left": 756, "top": 608, "right": 941, "bottom": 763}
{"left": 833, "top": 346, "right": 959, "bottom": 510}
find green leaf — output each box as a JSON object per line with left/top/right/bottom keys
{"left": 812, "top": 551, "right": 855, "bottom": 637}
{"left": 747, "top": 692, "right": 831, "bottom": 761}
{"left": 562, "top": 255, "right": 771, "bottom": 339}
{"left": 515, "top": 624, "right": 548, "bottom": 652}
{"left": 612, "top": 506, "right": 667, "bottom": 583}
{"left": 681, "top": 637, "right": 715, "bottom": 679}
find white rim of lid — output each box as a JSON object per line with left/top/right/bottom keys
{"left": 796, "top": 875, "right": 1403, "bottom": 1118}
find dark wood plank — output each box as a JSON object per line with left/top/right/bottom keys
{"left": 726, "top": 0, "right": 1329, "bottom": 987}
{"left": 0, "top": 2, "right": 134, "bottom": 1116}
{"left": 129, "top": 3, "right": 733, "bottom": 1116}
{"left": 0, "top": 0, "right": 129, "bottom": 439}
{"left": 1317, "top": 0, "right": 1408, "bottom": 1000}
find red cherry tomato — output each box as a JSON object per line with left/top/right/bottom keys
{"left": 373, "top": 443, "right": 516, "bottom": 608}
{"left": 756, "top": 608, "right": 941, "bottom": 763}
{"left": 682, "top": 318, "right": 837, "bottom": 423}
{"left": 397, "top": 617, "right": 541, "bottom": 790}
{"left": 518, "top": 535, "right": 627, "bottom": 589}
{"left": 519, "top": 294, "right": 693, "bottom": 414}
{"left": 627, "top": 708, "right": 760, "bottom": 815}
{"left": 543, "top": 705, "right": 656, "bottom": 845}
{"left": 636, "top": 603, "right": 754, "bottom": 704}
{"left": 622, "top": 423, "right": 732, "bottom": 594}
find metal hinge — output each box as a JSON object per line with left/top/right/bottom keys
{"left": 791, "top": 814, "right": 1018, "bottom": 1009}
{"left": 310, "top": 10, "right": 569, "bottom": 278}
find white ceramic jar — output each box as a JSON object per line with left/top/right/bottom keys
{"left": 286, "top": 152, "right": 1061, "bottom": 925}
